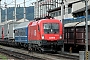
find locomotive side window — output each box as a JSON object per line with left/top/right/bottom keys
{"left": 43, "top": 23, "right": 59, "bottom": 34}
{"left": 38, "top": 25, "right": 40, "bottom": 31}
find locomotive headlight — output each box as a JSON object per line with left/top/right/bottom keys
{"left": 42, "top": 35, "right": 44, "bottom": 39}
{"left": 60, "top": 35, "right": 62, "bottom": 39}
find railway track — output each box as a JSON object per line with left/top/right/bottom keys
{"left": 0, "top": 48, "right": 44, "bottom": 60}
{"left": 44, "top": 52, "right": 79, "bottom": 60}
{"left": 30, "top": 51, "right": 79, "bottom": 60}
{"left": 0, "top": 45, "right": 79, "bottom": 60}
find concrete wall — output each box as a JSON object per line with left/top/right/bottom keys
{"left": 54, "top": 14, "right": 73, "bottom": 20}
{"left": 72, "top": 0, "right": 90, "bottom": 13}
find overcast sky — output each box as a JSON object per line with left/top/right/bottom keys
{"left": 1, "top": 0, "right": 36, "bottom": 8}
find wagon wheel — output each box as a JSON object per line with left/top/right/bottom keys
{"left": 39, "top": 47, "right": 44, "bottom": 53}
{"left": 28, "top": 44, "right": 33, "bottom": 52}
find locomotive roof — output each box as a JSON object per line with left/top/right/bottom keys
{"left": 64, "top": 21, "right": 90, "bottom": 27}
{"left": 14, "top": 21, "right": 30, "bottom": 30}
{"left": 38, "top": 19, "right": 60, "bottom": 22}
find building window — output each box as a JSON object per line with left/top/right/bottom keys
{"left": 88, "top": 10, "right": 90, "bottom": 15}
{"left": 58, "top": 10, "right": 61, "bottom": 16}
{"left": 68, "top": 7, "right": 72, "bottom": 14}
{"left": 51, "top": 12, "right": 55, "bottom": 17}
{"left": 49, "top": 13, "right": 52, "bottom": 16}
{"left": 55, "top": 11, "right": 58, "bottom": 16}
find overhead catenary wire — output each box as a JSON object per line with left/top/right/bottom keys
{"left": 1, "top": 0, "right": 14, "bottom": 7}
{"left": 1, "top": 0, "right": 34, "bottom": 22}
{"left": 1, "top": 0, "right": 32, "bottom": 8}
{"left": 14, "top": 0, "right": 34, "bottom": 7}
{"left": 6, "top": 0, "right": 14, "bottom": 5}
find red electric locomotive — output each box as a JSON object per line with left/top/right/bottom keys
{"left": 28, "top": 17, "right": 63, "bottom": 52}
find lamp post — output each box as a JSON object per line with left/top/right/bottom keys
{"left": 4, "top": 1, "right": 7, "bottom": 23}
{"left": 61, "top": 0, "right": 64, "bottom": 52}
{"left": 0, "top": 0, "right": 1, "bottom": 23}
{"left": 15, "top": 0, "right": 16, "bottom": 21}
{"left": 24, "top": 0, "right": 26, "bottom": 22}
{"left": 80, "top": 0, "right": 89, "bottom": 60}
{"left": 85, "top": 0, "right": 89, "bottom": 60}
{"left": 85, "top": 0, "right": 88, "bottom": 52}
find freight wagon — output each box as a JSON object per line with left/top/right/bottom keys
{"left": 3, "top": 20, "right": 20, "bottom": 40}
{"left": 64, "top": 21, "right": 90, "bottom": 52}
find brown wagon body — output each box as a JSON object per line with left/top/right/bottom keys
{"left": 64, "top": 21, "right": 90, "bottom": 51}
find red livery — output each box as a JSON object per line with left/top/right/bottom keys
{"left": 28, "top": 17, "right": 63, "bottom": 52}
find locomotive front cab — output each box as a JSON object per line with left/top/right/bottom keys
{"left": 39, "top": 19, "right": 64, "bottom": 51}
{"left": 42, "top": 23, "right": 61, "bottom": 40}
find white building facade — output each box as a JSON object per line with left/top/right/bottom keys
{"left": 34, "top": 0, "right": 90, "bottom": 20}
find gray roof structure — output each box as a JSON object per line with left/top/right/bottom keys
{"left": 14, "top": 21, "right": 30, "bottom": 30}
{"left": 64, "top": 21, "right": 90, "bottom": 27}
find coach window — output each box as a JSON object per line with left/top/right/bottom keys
{"left": 23, "top": 29, "right": 26, "bottom": 36}
{"left": 14, "top": 30, "right": 17, "bottom": 35}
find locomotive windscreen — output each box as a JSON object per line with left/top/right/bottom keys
{"left": 43, "top": 23, "right": 59, "bottom": 34}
